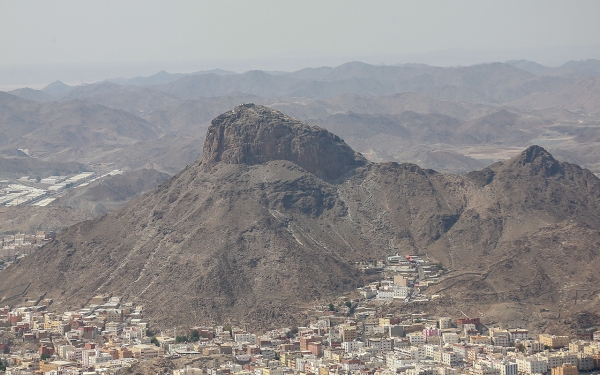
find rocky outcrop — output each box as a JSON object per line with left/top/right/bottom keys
{"left": 201, "top": 104, "right": 366, "bottom": 181}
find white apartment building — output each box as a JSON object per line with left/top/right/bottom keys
{"left": 342, "top": 341, "right": 365, "bottom": 353}
{"left": 442, "top": 333, "right": 460, "bottom": 344}
{"left": 234, "top": 333, "right": 257, "bottom": 344}
{"left": 408, "top": 332, "right": 426, "bottom": 345}
{"left": 442, "top": 352, "right": 460, "bottom": 367}
{"left": 386, "top": 352, "right": 416, "bottom": 370}
{"left": 397, "top": 346, "right": 426, "bottom": 360}
{"left": 369, "top": 338, "right": 392, "bottom": 352}
{"left": 516, "top": 356, "right": 548, "bottom": 375}
{"left": 498, "top": 362, "right": 518, "bottom": 375}
{"left": 424, "top": 344, "right": 441, "bottom": 358}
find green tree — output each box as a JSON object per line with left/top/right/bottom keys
{"left": 41, "top": 353, "right": 52, "bottom": 361}
{"left": 328, "top": 303, "right": 335, "bottom": 311}
{"left": 345, "top": 301, "right": 352, "bottom": 308}
{"left": 190, "top": 329, "right": 200, "bottom": 341}
{"left": 176, "top": 335, "right": 188, "bottom": 343}
{"left": 150, "top": 336, "right": 159, "bottom": 347}
{"left": 0, "top": 358, "right": 5, "bottom": 371}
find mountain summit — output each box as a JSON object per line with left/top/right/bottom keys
{"left": 0, "top": 107, "right": 599, "bottom": 330}
{"left": 201, "top": 104, "right": 366, "bottom": 180}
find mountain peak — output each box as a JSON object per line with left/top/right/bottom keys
{"left": 510, "top": 145, "right": 562, "bottom": 176}
{"left": 200, "top": 104, "right": 366, "bottom": 181}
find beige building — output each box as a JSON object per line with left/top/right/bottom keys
{"left": 470, "top": 335, "right": 492, "bottom": 345}
{"left": 470, "top": 364, "right": 501, "bottom": 375}
{"left": 551, "top": 364, "right": 578, "bottom": 375}
{"left": 131, "top": 344, "right": 163, "bottom": 359}
{"left": 539, "top": 334, "right": 569, "bottom": 349}
{"left": 341, "top": 325, "right": 358, "bottom": 342}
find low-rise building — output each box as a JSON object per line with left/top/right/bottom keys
{"left": 539, "top": 334, "right": 570, "bottom": 349}
{"left": 516, "top": 356, "right": 548, "bottom": 375}
{"left": 551, "top": 363, "right": 578, "bottom": 375}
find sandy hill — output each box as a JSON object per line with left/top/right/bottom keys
{"left": 0, "top": 105, "right": 599, "bottom": 330}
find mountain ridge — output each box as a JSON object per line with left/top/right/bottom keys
{"left": 1, "top": 105, "right": 599, "bottom": 330}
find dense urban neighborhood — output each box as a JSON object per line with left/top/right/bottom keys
{"left": 1, "top": 252, "right": 599, "bottom": 375}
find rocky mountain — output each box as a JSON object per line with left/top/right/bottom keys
{"left": 0, "top": 105, "right": 599, "bottom": 330}
{"left": 0, "top": 206, "right": 93, "bottom": 234}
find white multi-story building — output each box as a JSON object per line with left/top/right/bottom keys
{"left": 397, "top": 346, "right": 426, "bottom": 360}
{"left": 424, "top": 344, "right": 441, "bottom": 359}
{"left": 88, "top": 353, "right": 112, "bottom": 367}
{"left": 516, "top": 356, "right": 548, "bottom": 375}
{"left": 442, "top": 352, "right": 459, "bottom": 367}
{"left": 234, "top": 333, "right": 257, "bottom": 344}
{"left": 408, "top": 332, "right": 426, "bottom": 345}
{"left": 342, "top": 341, "right": 365, "bottom": 353}
{"left": 442, "top": 333, "right": 459, "bottom": 344}
{"left": 386, "top": 352, "right": 416, "bottom": 370}
{"left": 368, "top": 338, "right": 392, "bottom": 352}
{"left": 509, "top": 330, "right": 529, "bottom": 341}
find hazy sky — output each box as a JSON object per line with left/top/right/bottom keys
{"left": 1, "top": 0, "right": 600, "bottom": 87}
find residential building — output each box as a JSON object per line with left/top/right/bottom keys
{"left": 551, "top": 364, "right": 578, "bottom": 375}
{"left": 340, "top": 325, "right": 358, "bottom": 342}
{"left": 442, "top": 333, "right": 460, "bottom": 344}
{"left": 342, "top": 341, "right": 364, "bottom": 353}
{"left": 442, "top": 351, "right": 460, "bottom": 367}
{"left": 408, "top": 332, "right": 426, "bottom": 345}
{"left": 516, "top": 356, "right": 548, "bottom": 374}
{"left": 539, "top": 334, "right": 570, "bottom": 349}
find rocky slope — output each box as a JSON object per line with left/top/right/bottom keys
{"left": 52, "top": 169, "right": 170, "bottom": 215}
{"left": 0, "top": 105, "right": 599, "bottom": 329}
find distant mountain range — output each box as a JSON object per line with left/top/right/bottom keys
{"left": 1, "top": 59, "right": 599, "bottom": 216}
